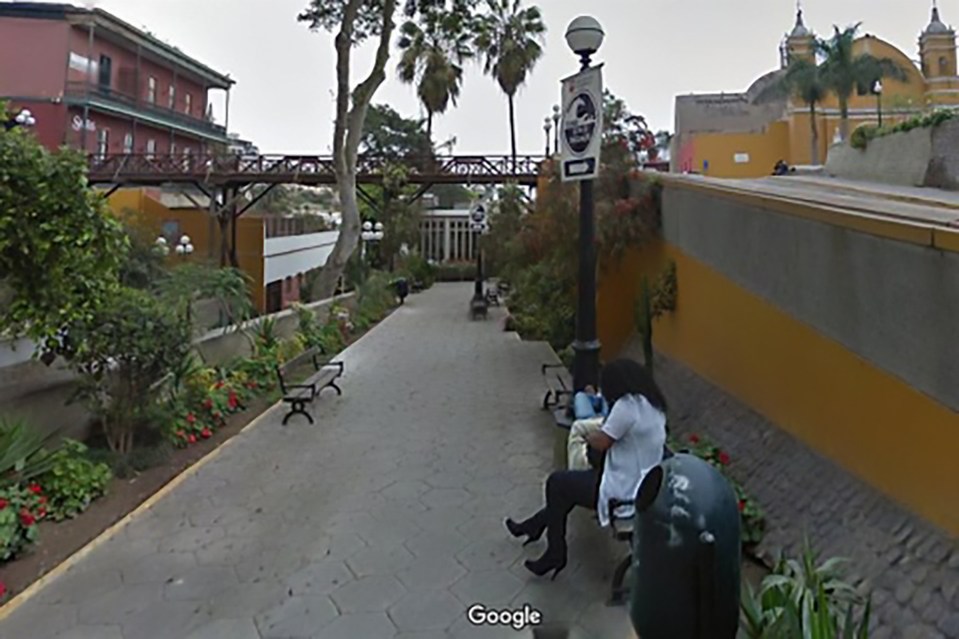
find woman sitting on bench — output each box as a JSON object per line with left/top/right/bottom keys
{"left": 505, "top": 358, "right": 668, "bottom": 579}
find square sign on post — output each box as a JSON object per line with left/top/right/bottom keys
{"left": 560, "top": 64, "right": 604, "bottom": 182}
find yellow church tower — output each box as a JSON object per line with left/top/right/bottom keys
{"left": 920, "top": 2, "right": 959, "bottom": 107}
{"left": 784, "top": 7, "right": 816, "bottom": 65}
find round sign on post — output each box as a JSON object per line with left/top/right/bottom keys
{"left": 470, "top": 203, "right": 487, "bottom": 233}
{"left": 560, "top": 65, "right": 604, "bottom": 182}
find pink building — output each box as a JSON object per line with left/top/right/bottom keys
{"left": 0, "top": 2, "right": 234, "bottom": 156}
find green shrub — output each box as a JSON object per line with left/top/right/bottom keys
{"left": 0, "top": 418, "right": 55, "bottom": 488}
{"left": 435, "top": 262, "right": 476, "bottom": 282}
{"left": 396, "top": 253, "right": 436, "bottom": 288}
{"left": 850, "top": 125, "right": 879, "bottom": 150}
{"left": 37, "top": 440, "right": 111, "bottom": 521}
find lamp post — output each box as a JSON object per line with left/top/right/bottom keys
{"left": 3, "top": 108, "right": 37, "bottom": 131}
{"left": 874, "top": 80, "right": 884, "bottom": 128}
{"left": 361, "top": 220, "right": 385, "bottom": 265}
{"left": 565, "top": 15, "right": 605, "bottom": 393}
{"left": 469, "top": 191, "right": 489, "bottom": 308}
{"left": 552, "top": 104, "right": 561, "bottom": 155}
{"left": 544, "top": 117, "right": 552, "bottom": 156}
{"left": 155, "top": 235, "right": 194, "bottom": 259}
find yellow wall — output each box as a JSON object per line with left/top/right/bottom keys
{"left": 107, "top": 189, "right": 268, "bottom": 313}
{"left": 597, "top": 226, "right": 959, "bottom": 536}
{"left": 691, "top": 122, "right": 791, "bottom": 178}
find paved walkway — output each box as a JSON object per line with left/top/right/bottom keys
{"left": 0, "top": 284, "right": 635, "bottom": 639}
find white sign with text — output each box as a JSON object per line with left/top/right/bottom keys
{"left": 560, "top": 65, "right": 604, "bottom": 182}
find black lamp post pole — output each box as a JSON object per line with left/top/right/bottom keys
{"left": 877, "top": 91, "right": 883, "bottom": 128}
{"left": 473, "top": 234, "right": 484, "bottom": 300}
{"left": 572, "top": 53, "right": 601, "bottom": 393}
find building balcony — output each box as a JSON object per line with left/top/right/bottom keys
{"left": 64, "top": 81, "right": 228, "bottom": 141}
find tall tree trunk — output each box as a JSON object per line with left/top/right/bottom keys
{"left": 508, "top": 93, "right": 517, "bottom": 166}
{"left": 312, "top": 0, "right": 397, "bottom": 301}
{"left": 809, "top": 102, "right": 820, "bottom": 166}
{"left": 839, "top": 97, "right": 850, "bottom": 141}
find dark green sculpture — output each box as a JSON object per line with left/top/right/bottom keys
{"left": 629, "top": 453, "right": 741, "bottom": 639}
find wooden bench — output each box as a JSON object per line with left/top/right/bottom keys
{"left": 274, "top": 347, "right": 344, "bottom": 425}
{"left": 470, "top": 298, "right": 488, "bottom": 320}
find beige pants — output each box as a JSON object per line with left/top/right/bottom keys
{"left": 567, "top": 417, "right": 605, "bottom": 470}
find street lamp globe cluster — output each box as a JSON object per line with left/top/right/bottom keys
{"left": 565, "top": 16, "right": 605, "bottom": 68}
{"left": 361, "top": 220, "right": 384, "bottom": 242}
{"left": 155, "top": 235, "right": 194, "bottom": 257}
{"left": 3, "top": 108, "right": 37, "bottom": 131}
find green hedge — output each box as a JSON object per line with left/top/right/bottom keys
{"left": 852, "top": 109, "right": 956, "bottom": 150}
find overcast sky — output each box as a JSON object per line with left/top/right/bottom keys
{"left": 61, "top": 0, "right": 940, "bottom": 154}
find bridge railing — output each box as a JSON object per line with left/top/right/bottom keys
{"left": 86, "top": 153, "right": 547, "bottom": 183}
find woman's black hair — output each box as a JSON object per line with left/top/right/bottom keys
{"left": 600, "top": 358, "right": 668, "bottom": 413}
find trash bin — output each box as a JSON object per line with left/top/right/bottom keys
{"left": 629, "top": 452, "right": 741, "bottom": 639}
{"left": 394, "top": 277, "right": 409, "bottom": 304}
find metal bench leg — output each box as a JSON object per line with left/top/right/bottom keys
{"left": 328, "top": 381, "right": 343, "bottom": 396}
{"left": 283, "top": 401, "right": 314, "bottom": 425}
{"left": 608, "top": 552, "right": 632, "bottom": 607}
{"left": 542, "top": 390, "right": 553, "bottom": 410}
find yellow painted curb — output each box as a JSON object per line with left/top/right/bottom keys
{"left": 0, "top": 401, "right": 283, "bottom": 621}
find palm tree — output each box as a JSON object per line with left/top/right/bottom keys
{"left": 474, "top": 0, "right": 546, "bottom": 163}
{"left": 397, "top": 12, "right": 473, "bottom": 142}
{"left": 784, "top": 59, "right": 827, "bottom": 165}
{"left": 818, "top": 23, "right": 908, "bottom": 141}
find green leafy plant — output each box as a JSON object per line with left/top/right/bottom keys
{"left": 0, "top": 481, "right": 45, "bottom": 561}
{"left": 155, "top": 263, "right": 254, "bottom": 333}
{"left": 673, "top": 432, "right": 766, "bottom": 548}
{"left": 0, "top": 419, "right": 56, "bottom": 488}
{"left": 741, "top": 541, "right": 871, "bottom": 638}
{"left": 36, "top": 440, "right": 111, "bottom": 521}
{"left": 251, "top": 316, "right": 279, "bottom": 356}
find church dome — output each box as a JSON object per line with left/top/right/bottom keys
{"left": 789, "top": 9, "right": 811, "bottom": 38}
{"left": 925, "top": 6, "right": 953, "bottom": 35}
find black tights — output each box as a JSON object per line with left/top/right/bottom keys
{"left": 519, "top": 469, "right": 601, "bottom": 558}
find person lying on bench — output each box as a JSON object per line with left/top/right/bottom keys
{"left": 573, "top": 385, "right": 609, "bottom": 419}
{"left": 505, "top": 359, "right": 668, "bottom": 579}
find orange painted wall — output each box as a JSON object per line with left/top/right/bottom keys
{"left": 597, "top": 236, "right": 959, "bottom": 535}
{"left": 107, "top": 190, "right": 268, "bottom": 313}
{"left": 690, "top": 122, "right": 791, "bottom": 179}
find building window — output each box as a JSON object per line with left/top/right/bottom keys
{"left": 185, "top": 93, "right": 192, "bottom": 115}
{"left": 940, "top": 56, "right": 950, "bottom": 76}
{"left": 96, "top": 129, "right": 109, "bottom": 158}
{"left": 98, "top": 55, "right": 112, "bottom": 89}
{"left": 123, "top": 133, "right": 133, "bottom": 154}
{"left": 147, "top": 77, "right": 157, "bottom": 104}
{"left": 168, "top": 85, "right": 176, "bottom": 109}
{"left": 146, "top": 139, "right": 157, "bottom": 159}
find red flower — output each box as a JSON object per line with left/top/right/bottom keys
{"left": 688, "top": 434, "right": 700, "bottom": 444}
{"left": 227, "top": 391, "right": 238, "bottom": 409}
{"left": 19, "top": 510, "right": 36, "bottom": 527}
{"left": 186, "top": 413, "right": 196, "bottom": 424}
{"left": 175, "top": 430, "right": 186, "bottom": 439}
{"left": 200, "top": 428, "right": 212, "bottom": 439}
{"left": 27, "top": 483, "right": 42, "bottom": 494}
{"left": 212, "top": 411, "right": 222, "bottom": 420}
{"left": 37, "top": 507, "right": 47, "bottom": 519}
{"left": 0, "top": 498, "right": 7, "bottom": 510}
{"left": 718, "top": 451, "right": 731, "bottom": 466}
{"left": 38, "top": 496, "right": 47, "bottom": 505}
{"left": 188, "top": 434, "right": 197, "bottom": 444}
{"left": 738, "top": 500, "right": 746, "bottom": 513}
{"left": 0, "top": 581, "right": 6, "bottom": 598}
{"left": 214, "top": 381, "right": 224, "bottom": 390}
{"left": 203, "top": 398, "right": 214, "bottom": 409}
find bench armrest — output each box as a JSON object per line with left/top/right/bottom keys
{"left": 312, "top": 357, "right": 345, "bottom": 376}
{"left": 541, "top": 363, "right": 566, "bottom": 374}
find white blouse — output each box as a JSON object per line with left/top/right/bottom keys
{"left": 597, "top": 393, "right": 667, "bottom": 527}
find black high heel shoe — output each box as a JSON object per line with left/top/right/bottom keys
{"left": 504, "top": 518, "right": 545, "bottom": 546}
{"left": 523, "top": 551, "right": 567, "bottom": 581}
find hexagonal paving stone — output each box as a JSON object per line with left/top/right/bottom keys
{"left": 450, "top": 569, "right": 527, "bottom": 607}
{"left": 51, "top": 624, "right": 125, "bottom": 639}
{"left": 204, "top": 581, "right": 289, "bottom": 619}
{"left": 234, "top": 545, "right": 311, "bottom": 583}
{"left": 163, "top": 565, "right": 238, "bottom": 601}
{"left": 320, "top": 612, "right": 398, "bottom": 639}
{"left": 388, "top": 589, "right": 463, "bottom": 632}
{"left": 254, "top": 595, "right": 338, "bottom": 639}
{"left": 357, "top": 518, "right": 420, "bottom": 550}
{"left": 447, "top": 614, "right": 539, "bottom": 638}
{"left": 184, "top": 618, "right": 262, "bottom": 639}
{"left": 76, "top": 583, "right": 164, "bottom": 625}
{"left": 157, "top": 525, "right": 225, "bottom": 553}
{"left": 34, "top": 565, "right": 122, "bottom": 606}
{"left": 188, "top": 504, "right": 252, "bottom": 528}
{"left": 120, "top": 600, "right": 207, "bottom": 639}
{"left": 456, "top": 538, "right": 525, "bottom": 572}
{"left": 121, "top": 551, "right": 198, "bottom": 585}
{"left": 379, "top": 479, "right": 431, "bottom": 500}
{"left": 284, "top": 559, "right": 356, "bottom": 596}
{"left": 404, "top": 530, "right": 470, "bottom": 559}
{"left": 0, "top": 603, "right": 79, "bottom": 639}
{"left": 419, "top": 487, "right": 471, "bottom": 509}
{"left": 194, "top": 534, "right": 261, "bottom": 566}
{"left": 396, "top": 555, "right": 467, "bottom": 592}
{"left": 346, "top": 545, "right": 417, "bottom": 578}
{"left": 331, "top": 575, "right": 406, "bottom": 613}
